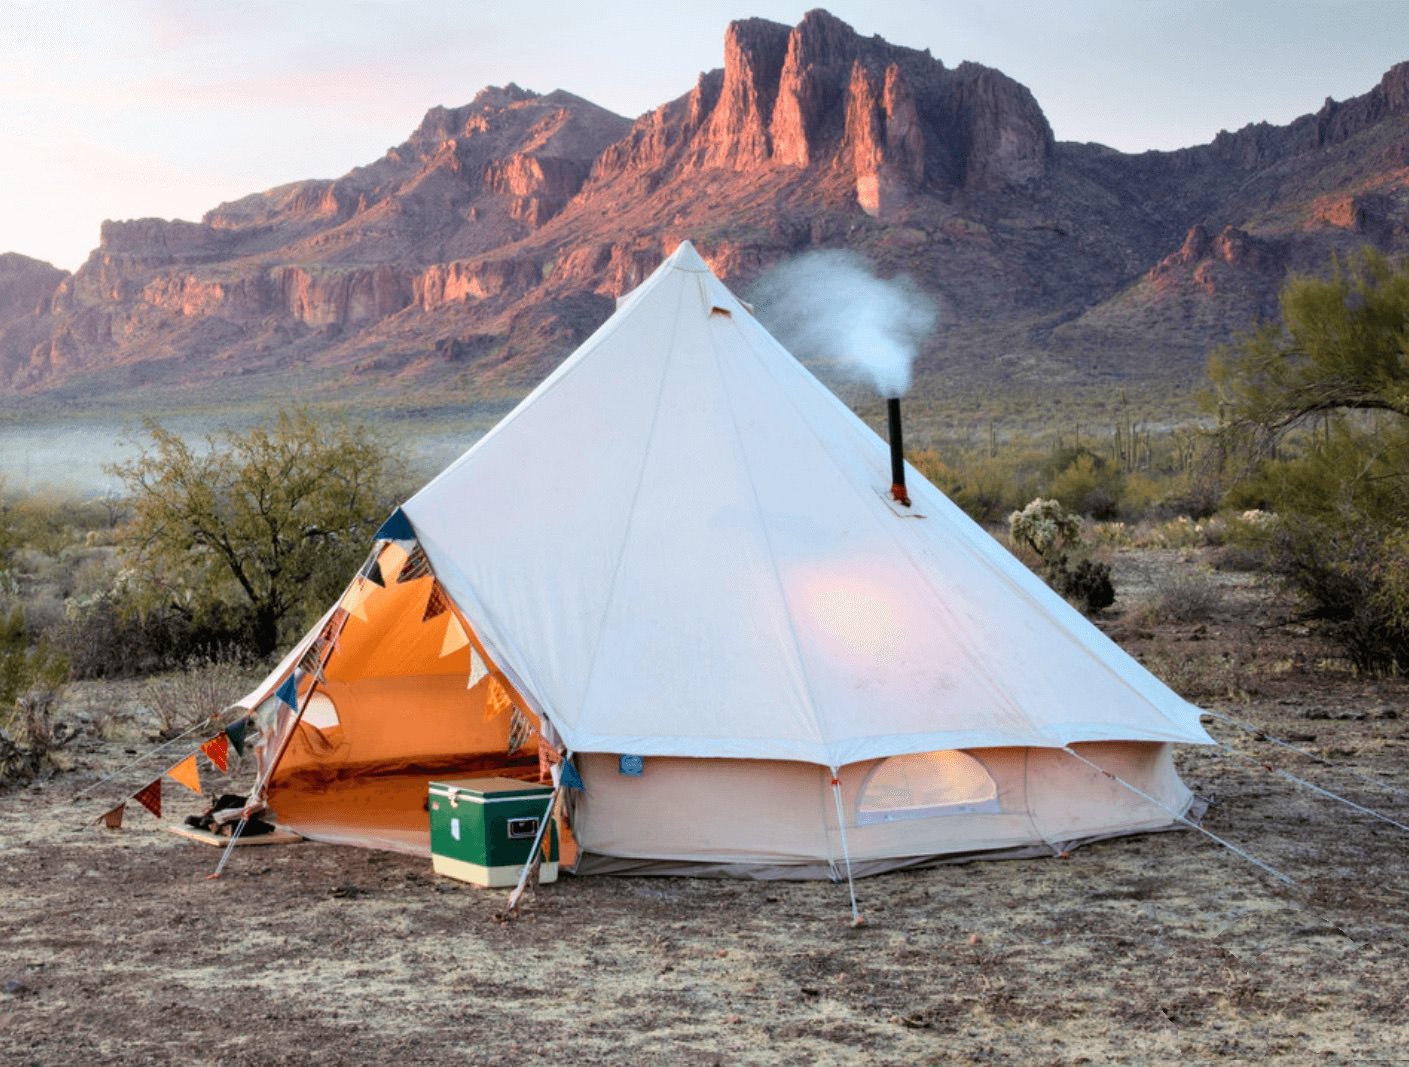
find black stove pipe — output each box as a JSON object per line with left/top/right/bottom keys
{"left": 887, "top": 397, "right": 910, "bottom": 507}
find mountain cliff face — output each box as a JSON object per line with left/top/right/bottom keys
{"left": 3, "top": 10, "right": 1407, "bottom": 416}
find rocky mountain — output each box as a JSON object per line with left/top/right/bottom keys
{"left": 2, "top": 9, "right": 1407, "bottom": 428}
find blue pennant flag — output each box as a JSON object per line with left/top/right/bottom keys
{"left": 559, "top": 758, "right": 585, "bottom": 791}
{"left": 374, "top": 507, "right": 416, "bottom": 545}
{"left": 275, "top": 674, "right": 299, "bottom": 711}
{"left": 618, "top": 754, "right": 644, "bottom": 777}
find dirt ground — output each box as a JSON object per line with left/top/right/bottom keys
{"left": 2, "top": 549, "right": 1408, "bottom": 1065}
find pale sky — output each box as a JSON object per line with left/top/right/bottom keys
{"left": 3, "top": 0, "right": 1407, "bottom": 271}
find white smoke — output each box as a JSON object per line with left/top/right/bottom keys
{"left": 750, "top": 250, "right": 938, "bottom": 397}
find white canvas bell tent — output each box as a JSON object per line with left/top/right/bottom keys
{"left": 234, "top": 240, "right": 1212, "bottom": 878}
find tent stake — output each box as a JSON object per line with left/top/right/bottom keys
{"left": 831, "top": 776, "right": 863, "bottom": 926}
{"left": 207, "top": 814, "right": 249, "bottom": 879}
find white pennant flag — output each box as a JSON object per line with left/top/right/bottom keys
{"left": 466, "top": 646, "right": 488, "bottom": 690}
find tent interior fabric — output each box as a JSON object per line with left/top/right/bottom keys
{"left": 237, "top": 240, "right": 1211, "bottom": 878}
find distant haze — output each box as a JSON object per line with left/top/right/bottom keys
{"left": 752, "top": 251, "right": 939, "bottom": 398}
{"left": 0, "top": 418, "right": 481, "bottom": 499}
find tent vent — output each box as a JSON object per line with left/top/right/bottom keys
{"left": 710, "top": 306, "right": 732, "bottom": 318}
{"left": 857, "top": 750, "right": 999, "bottom": 825}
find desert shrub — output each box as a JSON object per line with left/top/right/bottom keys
{"left": 0, "top": 684, "right": 75, "bottom": 788}
{"left": 1056, "top": 558, "right": 1117, "bottom": 614}
{"left": 110, "top": 408, "right": 395, "bottom": 658}
{"left": 0, "top": 607, "right": 72, "bottom": 788}
{"left": 54, "top": 570, "right": 253, "bottom": 680}
{"left": 1209, "top": 543, "right": 1268, "bottom": 572}
{"left": 1210, "top": 249, "right": 1409, "bottom": 672}
{"left": 909, "top": 450, "right": 1034, "bottom": 524}
{"left": 0, "top": 607, "right": 69, "bottom": 724}
{"left": 1047, "top": 450, "right": 1124, "bottom": 520}
{"left": 1259, "top": 511, "right": 1409, "bottom": 673}
{"left": 1008, "top": 498, "right": 1081, "bottom": 562}
{"left": 1090, "top": 521, "right": 1133, "bottom": 548}
{"left": 1009, "top": 498, "right": 1116, "bottom": 614}
{"left": 1141, "top": 569, "right": 1222, "bottom": 624}
{"left": 139, "top": 654, "right": 264, "bottom": 740}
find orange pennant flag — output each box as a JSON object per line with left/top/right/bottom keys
{"left": 167, "top": 754, "right": 202, "bottom": 795}
{"left": 440, "top": 614, "right": 470, "bottom": 657}
{"left": 134, "top": 779, "right": 163, "bottom": 819}
{"left": 101, "top": 803, "right": 125, "bottom": 830}
{"left": 200, "top": 733, "right": 230, "bottom": 773}
{"left": 484, "top": 676, "right": 513, "bottom": 721}
{"left": 341, "top": 578, "right": 371, "bottom": 622}
{"left": 377, "top": 541, "right": 410, "bottom": 582}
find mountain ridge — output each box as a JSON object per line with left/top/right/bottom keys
{"left": 2, "top": 10, "right": 1406, "bottom": 429}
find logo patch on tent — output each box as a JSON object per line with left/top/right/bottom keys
{"left": 619, "top": 754, "right": 644, "bottom": 777}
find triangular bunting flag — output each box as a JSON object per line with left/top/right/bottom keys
{"left": 559, "top": 758, "right": 584, "bottom": 792}
{"left": 320, "top": 608, "right": 347, "bottom": 644}
{"left": 423, "top": 582, "right": 448, "bottom": 622}
{"left": 466, "top": 646, "right": 489, "bottom": 690}
{"left": 275, "top": 673, "right": 299, "bottom": 711}
{"left": 134, "top": 778, "right": 163, "bottom": 818}
{"left": 200, "top": 733, "right": 230, "bottom": 773}
{"left": 440, "top": 614, "right": 470, "bottom": 657}
{"left": 296, "top": 641, "right": 327, "bottom": 682}
{"left": 484, "top": 676, "right": 513, "bottom": 721}
{"left": 341, "top": 578, "right": 371, "bottom": 622}
{"left": 507, "top": 706, "right": 534, "bottom": 756}
{"left": 377, "top": 540, "right": 410, "bottom": 582}
{"left": 360, "top": 557, "right": 385, "bottom": 588}
{"left": 226, "top": 717, "right": 248, "bottom": 757}
{"left": 397, "top": 544, "right": 432, "bottom": 584}
{"left": 101, "top": 802, "right": 126, "bottom": 829}
{"left": 374, "top": 506, "right": 416, "bottom": 544}
{"left": 167, "top": 754, "right": 202, "bottom": 795}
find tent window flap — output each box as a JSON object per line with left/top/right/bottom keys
{"left": 857, "top": 750, "right": 1000, "bottom": 824}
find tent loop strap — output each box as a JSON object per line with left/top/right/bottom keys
{"left": 1061, "top": 747, "right": 1296, "bottom": 887}
{"left": 830, "top": 775, "right": 864, "bottom": 927}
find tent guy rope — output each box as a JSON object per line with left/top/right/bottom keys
{"left": 1214, "top": 745, "right": 1409, "bottom": 835}
{"left": 831, "top": 776, "right": 863, "bottom": 926}
{"left": 1202, "top": 708, "right": 1409, "bottom": 800}
{"left": 1061, "top": 747, "right": 1296, "bottom": 887}
{"left": 73, "top": 715, "right": 227, "bottom": 805}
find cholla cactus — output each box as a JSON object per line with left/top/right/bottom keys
{"left": 1008, "top": 498, "right": 1082, "bottom": 564}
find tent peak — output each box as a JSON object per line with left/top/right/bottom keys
{"left": 666, "top": 240, "right": 710, "bottom": 273}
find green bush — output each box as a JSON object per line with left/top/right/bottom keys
{"left": 1008, "top": 498, "right": 1116, "bottom": 615}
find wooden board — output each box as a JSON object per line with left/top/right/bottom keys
{"left": 165, "top": 824, "right": 303, "bottom": 847}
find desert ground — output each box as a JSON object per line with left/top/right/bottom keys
{"left": 2, "top": 548, "right": 1407, "bottom": 1065}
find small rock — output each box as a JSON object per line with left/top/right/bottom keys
{"left": 3, "top": 980, "right": 32, "bottom": 997}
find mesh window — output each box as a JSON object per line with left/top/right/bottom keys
{"left": 857, "top": 750, "right": 999, "bottom": 824}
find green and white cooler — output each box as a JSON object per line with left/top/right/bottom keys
{"left": 428, "top": 777, "right": 559, "bottom": 887}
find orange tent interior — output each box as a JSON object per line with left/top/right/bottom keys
{"left": 262, "top": 542, "right": 565, "bottom": 856}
